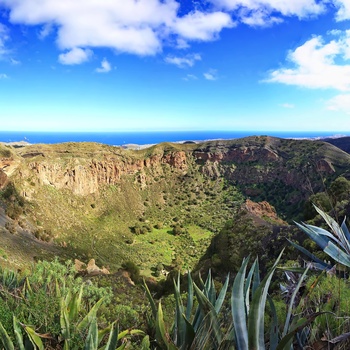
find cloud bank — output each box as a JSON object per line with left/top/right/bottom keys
{"left": 266, "top": 29, "right": 350, "bottom": 113}
{"left": 1, "top": 0, "right": 350, "bottom": 65}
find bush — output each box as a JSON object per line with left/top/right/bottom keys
{"left": 122, "top": 261, "right": 140, "bottom": 283}
{"left": 172, "top": 224, "right": 183, "bottom": 235}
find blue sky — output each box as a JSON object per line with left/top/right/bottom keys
{"left": 1, "top": 0, "right": 350, "bottom": 132}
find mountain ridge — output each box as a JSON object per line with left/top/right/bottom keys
{"left": 0, "top": 136, "right": 350, "bottom": 272}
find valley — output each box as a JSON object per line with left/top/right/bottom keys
{"left": 0, "top": 135, "right": 349, "bottom": 275}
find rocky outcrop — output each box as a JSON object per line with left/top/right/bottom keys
{"left": 75, "top": 258, "right": 110, "bottom": 276}
{"left": 21, "top": 151, "right": 188, "bottom": 196}
{"left": 194, "top": 146, "right": 279, "bottom": 164}
{"left": 243, "top": 199, "right": 287, "bottom": 225}
{"left": 7, "top": 137, "right": 350, "bottom": 206}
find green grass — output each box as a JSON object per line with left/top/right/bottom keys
{"left": 131, "top": 225, "right": 214, "bottom": 277}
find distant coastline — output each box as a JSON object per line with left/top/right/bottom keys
{"left": 0, "top": 131, "right": 348, "bottom": 148}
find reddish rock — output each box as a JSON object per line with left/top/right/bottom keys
{"left": 243, "top": 199, "right": 287, "bottom": 225}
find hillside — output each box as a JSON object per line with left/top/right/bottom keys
{"left": 0, "top": 136, "right": 350, "bottom": 273}
{"left": 324, "top": 136, "right": 350, "bottom": 154}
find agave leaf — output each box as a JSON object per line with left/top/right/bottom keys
{"left": 231, "top": 256, "right": 249, "bottom": 350}
{"left": 55, "top": 278, "right": 61, "bottom": 298}
{"left": 307, "top": 222, "right": 350, "bottom": 254}
{"left": 185, "top": 272, "right": 194, "bottom": 321}
{"left": 182, "top": 314, "right": 195, "bottom": 349}
{"left": 98, "top": 324, "right": 112, "bottom": 346}
{"left": 13, "top": 316, "right": 25, "bottom": 350}
{"left": 192, "top": 303, "right": 203, "bottom": 333}
{"left": 0, "top": 321, "right": 14, "bottom": 350}
{"left": 191, "top": 271, "right": 205, "bottom": 331}
{"left": 251, "top": 258, "right": 260, "bottom": 296}
{"left": 323, "top": 240, "right": 350, "bottom": 267}
{"left": 140, "top": 335, "right": 151, "bottom": 349}
{"left": 282, "top": 265, "right": 310, "bottom": 337}
{"left": 143, "top": 280, "right": 157, "bottom": 320}
{"left": 214, "top": 273, "right": 230, "bottom": 314}
{"left": 193, "top": 282, "right": 223, "bottom": 346}
{"left": 85, "top": 317, "right": 98, "bottom": 350}
{"left": 294, "top": 222, "right": 329, "bottom": 250}
{"left": 118, "top": 329, "right": 145, "bottom": 339}
{"left": 198, "top": 272, "right": 205, "bottom": 289}
{"left": 307, "top": 224, "right": 342, "bottom": 242}
{"left": 313, "top": 206, "right": 350, "bottom": 254}
{"left": 24, "top": 326, "right": 44, "bottom": 350}
{"left": 25, "top": 277, "right": 33, "bottom": 296}
{"left": 203, "top": 270, "right": 212, "bottom": 299}
{"left": 77, "top": 298, "right": 105, "bottom": 332}
{"left": 286, "top": 240, "right": 331, "bottom": 269}
{"left": 173, "top": 276, "right": 186, "bottom": 347}
{"left": 267, "top": 295, "right": 278, "bottom": 350}
{"left": 155, "top": 302, "right": 177, "bottom": 350}
{"left": 276, "top": 312, "right": 330, "bottom": 350}
{"left": 60, "top": 299, "right": 70, "bottom": 340}
{"left": 245, "top": 258, "right": 258, "bottom": 315}
{"left": 63, "top": 339, "right": 70, "bottom": 350}
{"left": 84, "top": 334, "right": 95, "bottom": 350}
{"left": 68, "top": 284, "right": 84, "bottom": 321}
{"left": 313, "top": 205, "right": 342, "bottom": 235}
{"left": 248, "top": 249, "right": 284, "bottom": 350}
{"left": 341, "top": 217, "right": 350, "bottom": 244}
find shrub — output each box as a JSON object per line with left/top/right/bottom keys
{"left": 122, "top": 261, "right": 140, "bottom": 283}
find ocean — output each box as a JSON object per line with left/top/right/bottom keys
{"left": 0, "top": 131, "right": 347, "bottom": 146}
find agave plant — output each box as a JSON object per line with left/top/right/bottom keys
{"left": 144, "top": 249, "right": 320, "bottom": 350}
{"left": 289, "top": 204, "right": 350, "bottom": 269}
{"left": 0, "top": 284, "right": 146, "bottom": 350}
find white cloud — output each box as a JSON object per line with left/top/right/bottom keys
{"left": 204, "top": 69, "right": 218, "bottom": 80}
{"left": 209, "top": 0, "right": 325, "bottom": 26}
{"left": 334, "top": 0, "right": 350, "bottom": 21}
{"left": 183, "top": 74, "right": 198, "bottom": 81}
{"left": 58, "top": 47, "right": 93, "bottom": 65}
{"left": 211, "top": 0, "right": 325, "bottom": 17}
{"left": 280, "top": 103, "right": 295, "bottom": 108}
{"left": 327, "top": 94, "right": 350, "bottom": 114}
{"left": 38, "top": 23, "right": 53, "bottom": 39}
{"left": 165, "top": 53, "right": 201, "bottom": 68}
{"left": 0, "top": 23, "right": 9, "bottom": 58}
{"left": 2, "top": 0, "right": 350, "bottom": 66}
{"left": 239, "top": 7, "right": 283, "bottom": 26}
{"left": 0, "top": 73, "right": 8, "bottom": 79}
{"left": 266, "top": 32, "right": 350, "bottom": 91}
{"left": 10, "top": 58, "right": 20, "bottom": 65}
{"left": 0, "top": 0, "right": 234, "bottom": 62}
{"left": 176, "top": 38, "right": 190, "bottom": 49}
{"left": 96, "top": 58, "right": 112, "bottom": 73}
{"left": 172, "top": 10, "right": 234, "bottom": 40}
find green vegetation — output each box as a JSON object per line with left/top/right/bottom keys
{"left": 1, "top": 138, "right": 350, "bottom": 347}
{"left": 0, "top": 203, "right": 349, "bottom": 348}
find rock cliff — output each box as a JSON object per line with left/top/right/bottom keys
{"left": 2, "top": 136, "right": 350, "bottom": 222}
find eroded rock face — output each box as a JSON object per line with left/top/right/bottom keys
{"left": 194, "top": 146, "right": 278, "bottom": 163}
{"left": 24, "top": 151, "right": 188, "bottom": 196}
{"left": 0, "top": 170, "right": 7, "bottom": 189}
{"left": 243, "top": 199, "right": 287, "bottom": 225}
{"left": 9, "top": 138, "right": 347, "bottom": 202}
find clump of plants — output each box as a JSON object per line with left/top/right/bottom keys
{"left": 0, "top": 259, "right": 147, "bottom": 348}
